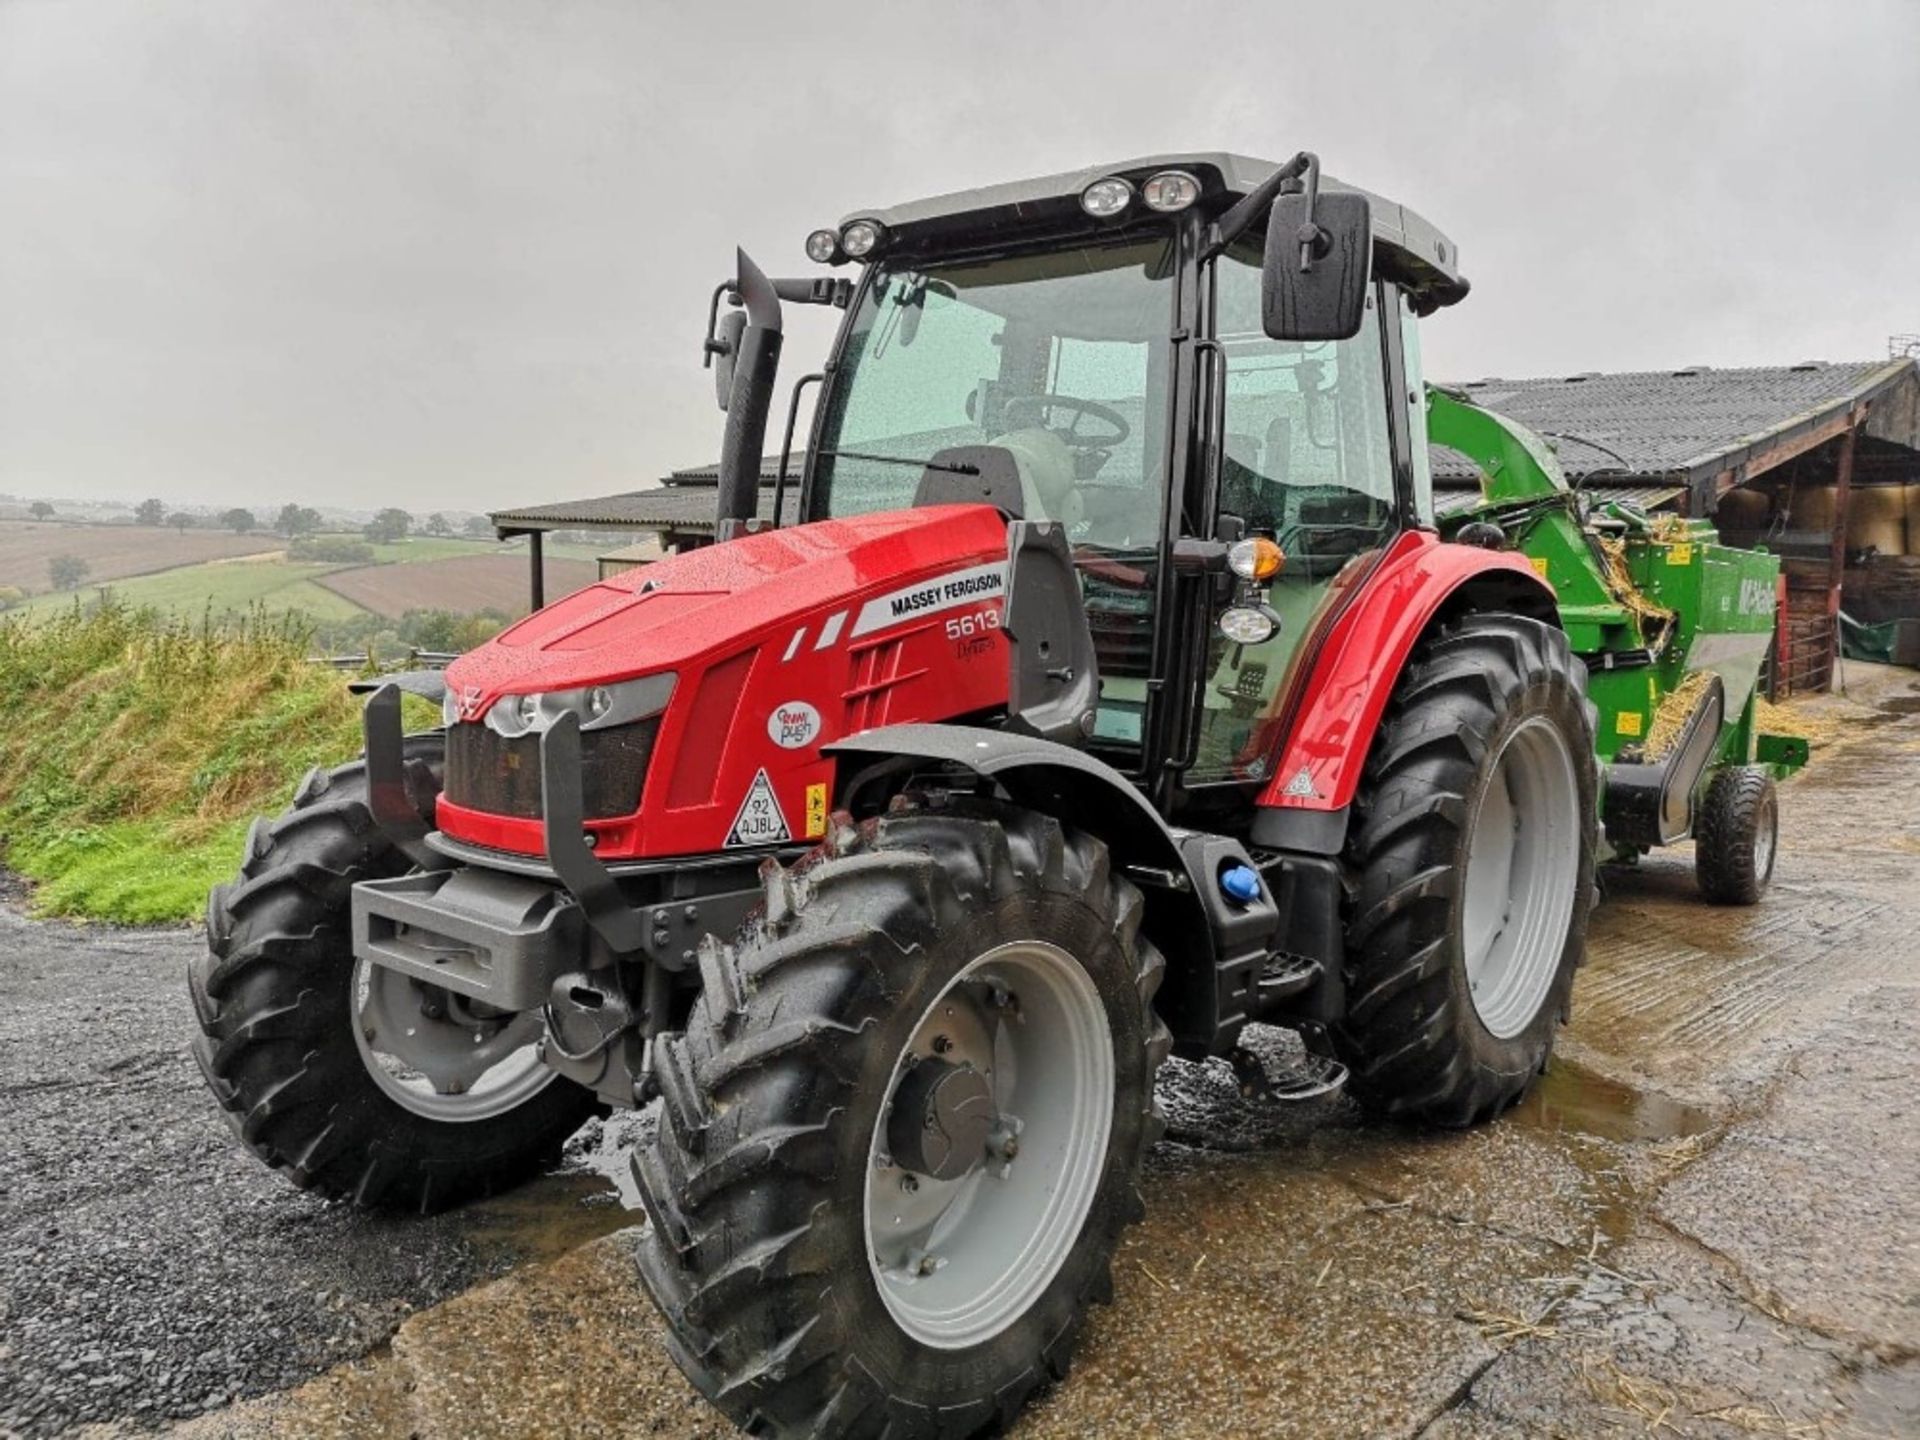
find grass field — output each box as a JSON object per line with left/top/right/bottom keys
{"left": 5, "top": 530, "right": 612, "bottom": 624}
{"left": 317, "top": 553, "right": 598, "bottom": 618}
{"left": 355, "top": 535, "right": 607, "bottom": 564}
{"left": 13, "top": 558, "right": 369, "bottom": 622}
{"left": 0, "top": 521, "right": 281, "bottom": 594}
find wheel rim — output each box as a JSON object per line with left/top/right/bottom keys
{"left": 1460, "top": 715, "right": 1583, "bottom": 1039}
{"left": 352, "top": 958, "right": 554, "bottom": 1122}
{"left": 864, "top": 939, "right": 1115, "bottom": 1350}
{"left": 1754, "top": 791, "right": 1778, "bottom": 883}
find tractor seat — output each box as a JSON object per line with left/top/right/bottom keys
{"left": 990, "top": 427, "right": 1084, "bottom": 529}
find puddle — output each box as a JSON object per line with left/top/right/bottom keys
{"left": 457, "top": 1170, "right": 636, "bottom": 1267}
{"left": 1512, "top": 1059, "right": 1717, "bottom": 1143}
{"left": 456, "top": 1113, "right": 650, "bottom": 1266}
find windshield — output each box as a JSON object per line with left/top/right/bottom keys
{"left": 809, "top": 236, "right": 1179, "bottom": 759}
{"left": 809, "top": 237, "right": 1176, "bottom": 550}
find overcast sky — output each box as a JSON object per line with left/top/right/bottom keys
{"left": 2, "top": 0, "right": 1916, "bottom": 513}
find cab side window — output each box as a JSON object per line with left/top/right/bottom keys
{"left": 1214, "top": 241, "right": 1395, "bottom": 562}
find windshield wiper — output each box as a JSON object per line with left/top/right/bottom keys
{"left": 815, "top": 449, "right": 980, "bottom": 476}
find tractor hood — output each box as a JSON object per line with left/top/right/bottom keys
{"left": 444, "top": 504, "right": 1012, "bottom": 716}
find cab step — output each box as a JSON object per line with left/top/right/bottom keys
{"left": 1228, "top": 1045, "right": 1349, "bottom": 1103}
{"left": 1255, "top": 949, "right": 1323, "bottom": 1004}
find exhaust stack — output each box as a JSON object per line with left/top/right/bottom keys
{"left": 716, "top": 248, "right": 783, "bottom": 539}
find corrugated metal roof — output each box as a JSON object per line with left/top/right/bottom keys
{"left": 1435, "top": 482, "right": 1687, "bottom": 517}
{"left": 490, "top": 457, "right": 793, "bottom": 534}
{"left": 492, "top": 484, "right": 799, "bottom": 535}
{"left": 1435, "top": 359, "right": 1917, "bottom": 487}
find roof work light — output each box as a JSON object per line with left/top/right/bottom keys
{"left": 805, "top": 228, "right": 843, "bottom": 264}
{"left": 1079, "top": 177, "right": 1133, "bottom": 219}
{"left": 1141, "top": 171, "right": 1201, "bottom": 212}
{"left": 839, "top": 219, "right": 885, "bottom": 258}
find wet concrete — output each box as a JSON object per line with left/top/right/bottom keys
{"left": 8, "top": 670, "right": 1920, "bottom": 1438}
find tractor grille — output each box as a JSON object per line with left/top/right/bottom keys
{"left": 442, "top": 718, "right": 660, "bottom": 822}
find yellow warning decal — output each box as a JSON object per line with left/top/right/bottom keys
{"left": 1529, "top": 555, "right": 1551, "bottom": 579}
{"left": 804, "top": 782, "right": 828, "bottom": 838}
{"left": 1617, "top": 711, "right": 1644, "bottom": 737}
{"left": 1667, "top": 543, "right": 1693, "bottom": 566}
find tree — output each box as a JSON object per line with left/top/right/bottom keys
{"left": 424, "top": 512, "right": 449, "bottom": 536}
{"left": 48, "top": 554, "right": 89, "bottom": 590}
{"left": 363, "top": 507, "right": 412, "bottom": 544}
{"left": 166, "top": 511, "right": 194, "bottom": 532}
{"left": 28, "top": 501, "right": 54, "bottom": 521}
{"left": 135, "top": 498, "right": 166, "bottom": 527}
{"left": 463, "top": 515, "right": 495, "bottom": 538}
{"left": 276, "top": 503, "right": 322, "bottom": 538}
{"left": 221, "top": 507, "right": 257, "bottom": 534}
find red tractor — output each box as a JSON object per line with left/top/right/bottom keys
{"left": 194, "top": 153, "right": 1606, "bottom": 1436}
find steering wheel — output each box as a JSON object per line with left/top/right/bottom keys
{"left": 1002, "top": 394, "right": 1130, "bottom": 450}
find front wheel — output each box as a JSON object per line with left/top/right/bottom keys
{"left": 190, "top": 740, "right": 599, "bottom": 1211}
{"left": 632, "top": 798, "right": 1169, "bottom": 1438}
{"left": 1335, "top": 614, "right": 1598, "bottom": 1126}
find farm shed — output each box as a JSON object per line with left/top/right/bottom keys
{"left": 1436, "top": 358, "right": 1920, "bottom": 693}
{"left": 488, "top": 457, "right": 795, "bottom": 602}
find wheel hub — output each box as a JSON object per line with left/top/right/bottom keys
{"left": 888, "top": 1059, "right": 998, "bottom": 1181}
{"left": 352, "top": 958, "right": 552, "bottom": 1121}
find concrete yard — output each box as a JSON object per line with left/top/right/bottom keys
{"left": 2, "top": 668, "right": 1917, "bottom": 1439}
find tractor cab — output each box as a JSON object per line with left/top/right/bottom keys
{"left": 734, "top": 152, "right": 1470, "bottom": 811}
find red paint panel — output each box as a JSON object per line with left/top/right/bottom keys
{"left": 436, "top": 505, "right": 1015, "bottom": 861}
{"left": 1256, "top": 530, "right": 1551, "bottom": 815}
{"left": 664, "top": 650, "right": 753, "bottom": 810}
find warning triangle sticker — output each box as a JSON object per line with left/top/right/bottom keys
{"left": 727, "top": 768, "right": 792, "bottom": 848}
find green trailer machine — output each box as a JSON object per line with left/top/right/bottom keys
{"left": 1428, "top": 384, "right": 1808, "bottom": 903}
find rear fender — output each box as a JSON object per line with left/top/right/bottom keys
{"left": 826, "top": 724, "right": 1271, "bottom": 1056}
{"left": 1253, "top": 531, "right": 1558, "bottom": 845}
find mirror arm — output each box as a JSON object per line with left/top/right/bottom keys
{"left": 772, "top": 277, "right": 854, "bottom": 309}
{"left": 703, "top": 278, "right": 741, "bottom": 368}
{"left": 1203, "top": 150, "right": 1319, "bottom": 261}
{"left": 1292, "top": 158, "right": 1326, "bottom": 273}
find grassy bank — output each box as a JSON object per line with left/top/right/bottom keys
{"left": 0, "top": 603, "right": 364, "bottom": 922}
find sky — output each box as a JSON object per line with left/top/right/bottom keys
{"left": 2, "top": 0, "right": 1916, "bottom": 513}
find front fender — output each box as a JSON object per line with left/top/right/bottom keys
{"left": 1257, "top": 530, "right": 1558, "bottom": 823}
{"left": 827, "top": 723, "right": 1178, "bottom": 874}
{"left": 826, "top": 724, "right": 1272, "bottom": 1056}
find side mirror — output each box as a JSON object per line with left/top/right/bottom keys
{"left": 712, "top": 308, "right": 746, "bottom": 412}
{"left": 1262, "top": 190, "right": 1372, "bottom": 342}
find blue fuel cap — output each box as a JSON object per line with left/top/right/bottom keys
{"left": 1220, "top": 865, "right": 1262, "bottom": 905}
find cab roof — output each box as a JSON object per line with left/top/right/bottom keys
{"left": 842, "top": 151, "right": 1468, "bottom": 311}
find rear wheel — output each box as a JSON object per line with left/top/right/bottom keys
{"left": 190, "top": 739, "right": 598, "bottom": 1211}
{"left": 632, "top": 797, "right": 1168, "bottom": 1438}
{"left": 1694, "top": 765, "right": 1777, "bottom": 905}
{"left": 1334, "top": 614, "right": 1598, "bottom": 1126}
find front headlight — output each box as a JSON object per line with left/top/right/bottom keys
{"left": 482, "top": 672, "right": 676, "bottom": 737}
